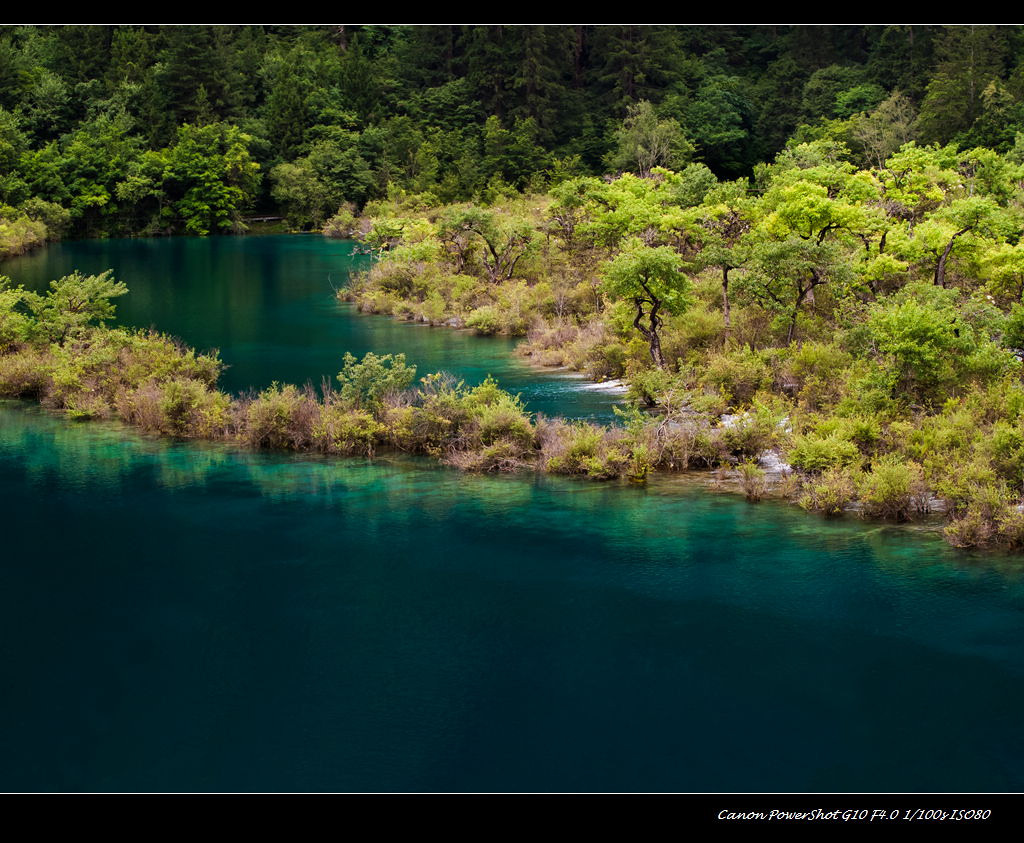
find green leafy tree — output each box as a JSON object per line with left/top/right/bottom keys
{"left": 862, "top": 285, "right": 978, "bottom": 404}
{"left": 269, "top": 161, "right": 333, "bottom": 230}
{"left": 162, "top": 122, "right": 260, "bottom": 235}
{"left": 438, "top": 206, "right": 536, "bottom": 282}
{"left": 801, "top": 65, "right": 868, "bottom": 120}
{"left": 918, "top": 26, "right": 1009, "bottom": 143}
{"left": 480, "top": 115, "right": 549, "bottom": 191}
{"left": 605, "top": 100, "right": 693, "bottom": 178}
{"left": 875, "top": 141, "right": 961, "bottom": 221}
{"left": 28, "top": 270, "right": 128, "bottom": 342}
{"left": 302, "top": 135, "right": 375, "bottom": 209}
{"left": 687, "top": 179, "right": 752, "bottom": 329}
{"left": 741, "top": 166, "right": 868, "bottom": 342}
{"left": 0, "top": 275, "right": 35, "bottom": 349}
{"left": 898, "top": 196, "right": 1012, "bottom": 288}
{"left": 336, "top": 351, "right": 417, "bottom": 411}
{"left": 601, "top": 239, "right": 689, "bottom": 367}
{"left": 982, "top": 242, "right": 1024, "bottom": 304}
{"left": 261, "top": 45, "right": 317, "bottom": 159}
{"left": 21, "top": 110, "right": 144, "bottom": 235}
{"left": 849, "top": 90, "right": 918, "bottom": 169}
{"left": 683, "top": 76, "right": 755, "bottom": 177}
{"left": 742, "top": 235, "right": 851, "bottom": 344}
{"left": 0, "top": 107, "right": 29, "bottom": 204}
{"left": 588, "top": 25, "right": 685, "bottom": 109}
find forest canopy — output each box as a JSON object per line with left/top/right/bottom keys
{"left": 3, "top": 25, "right": 1024, "bottom": 244}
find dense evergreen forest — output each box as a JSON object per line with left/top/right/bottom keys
{"left": 11, "top": 24, "right": 1024, "bottom": 550}
{"left": 3, "top": 24, "right": 1024, "bottom": 246}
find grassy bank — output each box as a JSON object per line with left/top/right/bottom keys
{"left": 5, "top": 265, "right": 1024, "bottom": 551}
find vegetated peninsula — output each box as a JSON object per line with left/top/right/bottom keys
{"left": 6, "top": 25, "right": 1024, "bottom": 549}
{"left": 335, "top": 138, "right": 1024, "bottom": 552}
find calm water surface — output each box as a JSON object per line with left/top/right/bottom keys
{"left": 1, "top": 236, "right": 1023, "bottom": 792}
{"left": 3, "top": 235, "right": 621, "bottom": 420}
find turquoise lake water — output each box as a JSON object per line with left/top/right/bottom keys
{"left": 1, "top": 235, "right": 622, "bottom": 421}
{"left": 2, "top": 236, "right": 1023, "bottom": 792}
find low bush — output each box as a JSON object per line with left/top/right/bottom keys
{"left": 466, "top": 305, "right": 502, "bottom": 335}
{"left": 314, "top": 404, "right": 385, "bottom": 456}
{"left": 799, "top": 467, "right": 860, "bottom": 515}
{"left": 787, "top": 432, "right": 861, "bottom": 473}
{"left": 241, "top": 383, "right": 319, "bottom": 450}
{"left": 738, "top": 461, "right": 767, "bottom": 502}
{"left": 0, "top": 347, "right": 52, "bottom": 397}
{"left": 700, "top": 347, "right": 771, "bottom": 408}
{"left": 858, "top": 457, "right": 930, "bottom": 521}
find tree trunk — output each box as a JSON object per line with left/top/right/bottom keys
{"left": 640, "top": 280, "right": 666, "bottom": 368}
{"left": 573, "top": 26, "right": 585, "bottom": 88}
{"left": 648, "top": 329, "right": 665, "bottom": 368}
{"left": 633, "top": 296, "right": 665, "bottom": 368}
{"left": 935, "top": 228, "right": 971, "bottom": 287}
{"left": 722, "top": 265, "right": 731, "bottom": 329}
{"left": 788, "top": 284, "right": 811, "bottom": 345}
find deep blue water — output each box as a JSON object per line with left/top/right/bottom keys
{"left": 1, "top": 236, "right": 1023, "bottom": 792}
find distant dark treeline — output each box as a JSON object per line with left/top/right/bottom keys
{"left": 2, "top": 25, "right": 1024, "bottom": 240}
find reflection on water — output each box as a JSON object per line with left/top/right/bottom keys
{"left": 3, "top": 396, "right": 1024, "bottom": 792}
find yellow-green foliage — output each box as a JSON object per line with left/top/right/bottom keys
{"left": 519, "top": 319, "right": 631, "bottom": 379}
{"left": 0, "top": 215, "right": 47, "bottom": 259}
{"left": 700, "top": 347, "right": 772, "bottom": 408}
{"left": 661, "top": 303, "right": 726, "bottom": 362}
{"left": 21, "top": 139, "right": 1024, "bottom": 549}
{"left": 242, "top": 383, "right": 318, "bottom": 450}
{"left": 118, "top": 377, "right": 230, "bottom": 438}
{"left": 466, "top": 305, "right": 502, "bottom": 335}
{"left": 788, "top": 432, "right": 861, "bottom": 473}
{"left": 799, "top": 467, "right": 860, "bottom": 515}
{"left": 811, "top": 413, "right": 882, "bottom": 456}
{"left": 0, "top": 346, "right": 53, "bottom": 397}
{"left": 929, "top": 456, "right": 1001, "bottom": 515}
{"left": 983, "top": 420, "right": 1024, "bottom": 484}
{"left": 394, "top": 373, "right": 472, "bottom": 454}
{"left": 314, "top": 405, "right": 385, "bottom": 456}
{"left": 540, "top": 419, "right": 631, "bottom": 479}
{"left": 626, "top": 366, "right": 680, "bottom": 407}
{"left": 473, "top": 395, "right": 535, "bottom": 450}
{"left": 378, "top": 373, "right": 537, "bottom": 470}
{"left": 944, "top": 482, "right": 1015, "bottom": 548}
{"left": 858, "top": 457, "right": 929, "bottom": 521}
{"left": 739, "top": 460, "right": 767, "bottom": 502}
{"left": 781, "top": 341, "right": 852, "bottom": 410}
{"left": 719, "top": 398, "right": 789, "bottom": 458}
{"left": 342, "top": 194, "right": 571, "bottom": 336}
{"left": 44, "top": 328, "right": 222, "bottom": 419}
{"left": 161, "top": 378, "right": 230, "bottom": 437}
{"left": 322, "top": 205, "right": 356, "bottom": 238}
{"left": 616, "top": 409, "right": 712, "bottom": 471}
